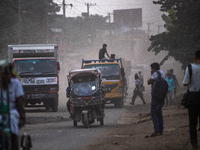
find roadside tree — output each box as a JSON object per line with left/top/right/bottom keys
{"left": 148, "top": 0, "right": 200, "bottom": 69}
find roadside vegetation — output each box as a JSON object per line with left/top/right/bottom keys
{"left": 148, "top": 0, "right": 200, "bottom": 69}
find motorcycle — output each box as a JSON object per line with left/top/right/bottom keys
{"left": 68, "top": 68, "right": 105, "bottom": 128}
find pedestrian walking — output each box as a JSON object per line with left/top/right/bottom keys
{"left": 165, "top": 73, "right": 175, "bottom": 106}
{"left": 182, "top": 50, "right": 200, "bottom": 149}
{"left": 147, "top": 62, "right": 165, "bottom": 137}
{"left": 138, "top": 71, "right": 144, "bottom": 86}
{"left": 170, "top": 69, "right": 179, "bottom": 99}
{"left": 138, "top": 71, "right": 145, "bottom": 92}
{"left": 130, "top": 73, "right": 146, "bottom": 105}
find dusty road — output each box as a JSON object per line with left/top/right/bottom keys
{"left": 20, "top": 98, "right": 132, "bottom": 150}
{"left": 20, "top": 87, "right": 194, "bottom": 150}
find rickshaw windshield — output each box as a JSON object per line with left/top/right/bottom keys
{"left": 71, "top": 74, "right": 98, "bottom": 96}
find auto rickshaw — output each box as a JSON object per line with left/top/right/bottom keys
{"left": 68, "top": 68, "right": 105, "bottom": 128}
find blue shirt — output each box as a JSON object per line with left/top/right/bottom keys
{"left": 165, "top": 77, "right": 175, "bottom": 91}
{"left": 66, "top": 86, "right": 70, "bottom": 96}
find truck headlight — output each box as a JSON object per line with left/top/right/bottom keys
{"left": 115, "top": 86, "right": 123, "bottom": 93}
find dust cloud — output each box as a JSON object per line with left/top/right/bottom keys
{"left": 58, "top": 30, "right": 185, "bottom": 107}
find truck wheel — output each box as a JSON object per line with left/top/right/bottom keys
{"left": 115, "top": 98, "right": 123, "bottom": 108}
{"left": 52, "top": 99, "right": 58, "bottom": 112}
{"left": 73, "top": 120, "right": 77, "bottom": 126}
{"left": 84, "top": 114, "right": 89, "bottom": 128}
{"left": 122, "top": 98, "right": 124, "bottom": 107}
{"left": 45, "top": 106, "right": 50, "bottom": 111}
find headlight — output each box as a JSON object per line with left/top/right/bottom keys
{"left": 91, "top": 86, "right": 96, "bottom": 90}
{"left": 115, "top": 86, "right": 123, "bottom": 93}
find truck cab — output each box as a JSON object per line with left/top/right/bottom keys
{"left": 8, "top": 44, "right": 60, "bottom": 112}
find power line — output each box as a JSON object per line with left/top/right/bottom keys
{"left": 97, "top": 3, "right": 155, "bottom": 7}
{"left": 92, "top": 5, "right": 109, "bottom": 15}
{"left": 90, "top": 6, "right": 107, "bottom": 15}
{"left": 73, "top": 0, "right": 85, "bottom": 4}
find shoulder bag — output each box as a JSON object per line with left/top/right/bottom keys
{"left": 181, "top": 64, "right": 200, "bottom": 108}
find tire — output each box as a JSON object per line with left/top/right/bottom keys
{"left": 115, "top": 98, "right": 123, "bottom": 108}
{"left": 45, "top": 107, "right": 50, "bottom": 111}
{"left": 52, "top": 99, "right": 58, "bottom": 112}
{"left": 84, "top": 114, "right": 89, "bottom": 128}
{"left": 122, "top": 98, "right": 124, "bottom": 107}
{"left": 73, "top": 120, "right": 77, "bottom": 126}
{"left": 100, "top": 118, "right": 104, "bottom": 126}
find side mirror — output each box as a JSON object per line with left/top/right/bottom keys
{"left": 57, "top": 62, "right": 60, "bottom": 71}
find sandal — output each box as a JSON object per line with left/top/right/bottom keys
{"left": 150, "top": 132, "right": 162, "bottom": 137}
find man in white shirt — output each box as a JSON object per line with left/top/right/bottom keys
{"left": 182, "top": 50, "right": 200, "bottom": 149}
{"left": 147, "top": 62, "right": 165, "bottom": 137}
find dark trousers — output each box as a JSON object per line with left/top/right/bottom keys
{"left": 151, "top": 98, "right": 164, "bottom": 133}
{"left": 131, "top": 90, "right": 146, "bottom": 104}
{"left": 67, "top": 99, "right": 70, "bottom": 113}
{"left": 188, "top": 107, "right": 200, "bottom": 147}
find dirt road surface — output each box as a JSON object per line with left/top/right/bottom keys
{"left": 20, "top": 87, "right": 198, "bottom": 150}
{"left": 80, "top": 87, "right": 197, "bottom": 150}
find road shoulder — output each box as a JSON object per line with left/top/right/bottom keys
{"left": 83, "top": 91, "right": 196, "bottom": 150}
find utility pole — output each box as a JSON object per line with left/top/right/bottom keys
{"left": 62, "top": 0, "right": 73, "bottom": 44}
{"left": 108, "top": 12, "right": 112, "bottom": 46}
{"left": 85, "top": 3, "right": 96, "bottom": 17}
{"left": 147, "top": 22, "right": 153, "bottom": 38}
{"left": 131, "top": 27, "right": 134, "bottom": 51}
{"left": 85, "top": 3, "right": 96, "bottom": 46}
{"left": 45, "top": 0, "right": 49, "bottom": 44}
{"left": 18, "top": 0, "right": 21, "bottom": 44}
{"left": 63, "top": 0, "right": 66, "bottom": 40}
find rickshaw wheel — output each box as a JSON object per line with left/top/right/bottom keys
{"left": 100, "top": 118, "right": 104, "bottom": 126}
{"left": 84, "top": 114, "right": 89, "bottom": 128}
{"left": 73, "top": 120, "right": 77, "bottom": 126}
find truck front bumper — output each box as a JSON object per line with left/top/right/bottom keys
{"left": 24, "top": 93, "right": 58, "bottom": 100}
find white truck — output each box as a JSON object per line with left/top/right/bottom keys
{"left": 8, "top": 44, "right": 60, "bottom": 112}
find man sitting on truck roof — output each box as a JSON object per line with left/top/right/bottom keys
{"left": 99, "top": 44, "right": 112, "bottom": 60}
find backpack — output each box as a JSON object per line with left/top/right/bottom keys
{"left": 152, "top": 71, "right": 169, "bottom": 102}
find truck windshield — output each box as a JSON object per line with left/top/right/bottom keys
{"left": 14, "top": 59, "right": 56, "bottom": 75}
{"left": 84, "top": 64, "right": 120, "bottom": 80}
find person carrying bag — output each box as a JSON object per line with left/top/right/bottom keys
{"left": 182, "top": 64, "right": 200, "bottom": 108}
{"left": 182, "top": 50, "right": 200, "bottom": 149}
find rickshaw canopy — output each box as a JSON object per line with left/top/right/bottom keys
{"left": 68, "top": 68, "right": 101, "bottom": 80}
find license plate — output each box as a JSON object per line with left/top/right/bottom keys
{"left": 31, "top": 94, "right": 45, "bottom": 98}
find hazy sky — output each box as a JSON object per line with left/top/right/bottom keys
{"left": 54, "top": 0, "right": 166, "bottom": 34}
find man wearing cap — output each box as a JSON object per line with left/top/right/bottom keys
{"left": 99, "top": 44, "right": 112, "bottom": 60}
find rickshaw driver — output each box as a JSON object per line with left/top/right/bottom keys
{"left": 66, "top": 86, "right": 72, "bottom": 118}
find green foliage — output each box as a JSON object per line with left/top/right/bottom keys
{"left": 148, "top": 0, "right": 200, "bottom": 69}
{"left": 0, "top": 0, "right": 60, "bottom": 59}
{"left": 64, "top": 14, "right": 109, "bottom": 49}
